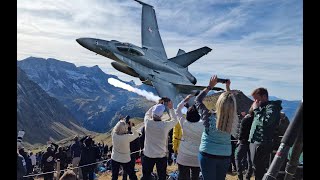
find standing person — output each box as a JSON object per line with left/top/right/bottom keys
{"left": 56, "top": 147, "right": 69, "bottom": 177}
{"left": 70, "top": 136, "right": 82, "bottom": 177}
{"left": 235, "top": 107, "right": 254, "bottom": 180}
{"left": 172, "top": 123, "right": 182, "bottom": 164}
{"left": 111, "top": 120, "right": 139, "bottom": 180}
{"left": 195, "top": 75, "right": 237, "bottom": 180}
{"left": 79, "top": 137, "right": 98, "bottom": 180}
{"left": 41, "top": 143, "right": 59, "bottom": 180}
{"left": 30, "top": 152, "right": 36, "bottom": 172}
{"left": 141, "top": 98, "right": 178, "bottom": 180}
{"left": 19, "top": 148, "right": 33, "bottom": 180}
{"left": 17, "top": 150, "right": 27, "bottom": 180}
{"left": 249, "top": 87, "right": 282, "bottom": 180}
{"left": 122, "top": 116, "right": 141, "bottom": 180}
{"left": 175, "top": 94, "right": 203, "bottom": 180}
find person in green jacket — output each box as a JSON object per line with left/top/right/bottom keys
{"left": 249, "top": 87, "right": 282, "bottom": 180}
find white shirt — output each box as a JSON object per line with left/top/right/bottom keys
{"left": 111, "top": 130, "right": 139, "bottom": 163}
{"left": 176, "top": 100, "right": 203, "bottom": 167}
{"left": 30, "top": 154, "right": 36, "bottom": 166}
{"left": 143, "top": 106, "right": 178, "bottom": 158}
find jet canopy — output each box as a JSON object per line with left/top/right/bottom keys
{"left": 115, "top": 42, "right": 145, "bottom": 56}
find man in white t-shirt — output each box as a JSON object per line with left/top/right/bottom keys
{"left": 141, "top": 98, "right": 178, "bottom": 180}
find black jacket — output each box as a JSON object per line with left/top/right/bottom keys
{"left": 130, "top": 136, "right": 141, "bottom": 157}
{"left": 55, "top": 150, "right": 68, "bottom": 169}
{"left": 79, "top": 145, "right": 98, "bottom": 170}
{"left": 17, "top": 153, "right": 26, "bottom": 180}
{"left": 239, "top": 115, "right": 254, "bottom": 142}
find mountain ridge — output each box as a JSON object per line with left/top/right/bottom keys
{"left": 17, "top": 67, "right": 91, "bottom": 145}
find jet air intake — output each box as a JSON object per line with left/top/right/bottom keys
{"left": 111, "top": 62, "right": 139, "bottom": 77}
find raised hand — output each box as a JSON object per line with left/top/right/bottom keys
{"left": 209, "top": 75, "right": 218, "bottom": 88}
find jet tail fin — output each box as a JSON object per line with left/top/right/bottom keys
{"left": 169, "top": 46, "right": 212, "bottom": 68}
{"left": 172, "top": 83, "right": 224, "bottom": 95}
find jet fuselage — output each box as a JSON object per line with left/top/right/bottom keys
{"left": 76, "top": 38, "right": 197, "bottom": 85}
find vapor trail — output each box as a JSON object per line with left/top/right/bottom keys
{"left": 108, "top": 78, "right": 160, "bottom": 103}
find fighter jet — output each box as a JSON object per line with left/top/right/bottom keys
{"left": 76, "top": 0, "right": 223, "bottom": 105}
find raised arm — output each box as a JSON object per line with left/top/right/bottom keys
{"left": 226, "top": 79, "right": 231, "bottom": 91}
{"left": 144, "top": 106, "right": 154, "bottom": 124}
{"left": 165, "top": 101, "right": 179, "bottom": 129}
{"left": 176, "top": 94, "right": 193, "bottom": 120}
{"left": 195, "top": 75, "right": 218, "bottom": 128}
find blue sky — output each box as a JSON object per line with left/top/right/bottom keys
{"left": 17, "top": 0, "right": 303, "bottom": 100}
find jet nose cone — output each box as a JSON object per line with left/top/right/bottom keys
{"left": 76, "top": 38, "right": 96, "bottom": 51}
{"left": 76, "top": 38, "right": 86, "bottom": 47}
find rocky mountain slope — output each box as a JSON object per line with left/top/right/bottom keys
{"left": 17, "top": 67, "right": 90, "bottom": 145}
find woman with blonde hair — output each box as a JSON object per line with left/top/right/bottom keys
{"left": 111, "top": 119, "right": 139, "bottom": 180}
{"left": 195, "top": 75, "right": 237, "bottom": 180}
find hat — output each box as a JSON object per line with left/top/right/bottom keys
{"left": 152, "top": 104, "right": 165, "bottom": 118}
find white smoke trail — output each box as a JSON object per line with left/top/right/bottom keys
{"left": 108, "top": 78, "right": 160, "bottom": 103}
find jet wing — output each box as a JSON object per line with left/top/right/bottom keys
{"left": 134, "top": 0, "right": 168, "bottom": 60}
{"left": 172, "top": 83, "right": 224, "bottom": 94}
{"left": 151, "top": 80, "right": 184, "bottom": 107}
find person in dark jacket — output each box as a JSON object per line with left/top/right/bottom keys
{"left": 41, "top": 142, "right": 59, "bottom": 180}
{"left": 18, "top": 148, "right": 33, "bottom": 180}
{"left": 70, "top": 136, "right": 82, "bottom": 176}
{"left": 272, "top": 112, "right": 290, "bottom": 151}
{"left": 235, "top": 107, "right": 254, "bottom": 180}
{"left": 17, "top": 152, "right": 27, "bottom": 180}
{"left": 249, "top": 87, "right": 282, "bottom": 180}
{"left": 56, "top": 147, "right": 69, "bottom": 177}
{"left": 79, "top": 137, "right": 98, "bottom": 180}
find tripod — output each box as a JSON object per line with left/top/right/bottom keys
{"left": 262, "top": 100, "right": 303, "bottom": 180}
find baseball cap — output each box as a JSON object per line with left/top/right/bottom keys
{"left": 152, "top": 104, "right": 165, "bottom": 118}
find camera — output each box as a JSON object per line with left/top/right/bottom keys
{"left": 217, "top": 78, "right": 229, "bottom": 83}
{"left": 124, "top": 115, "right": 135, "bottom": 126}
{"left": 125, "top": 115, "right": 130, "bottom": 124}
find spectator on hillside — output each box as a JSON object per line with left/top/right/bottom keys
{"left": 172, "top": 122, "right": 182, "bottom": 163}
{"left": 56, "top": 147, "right": 69, "bottom": 177}
{"left": 141, "top": 98, "right": 178, "bottom": 180}
{"left": 122, "top": 120, "right": 141, "bottom": 180}
{"left": 175, "top": 94, "right": 203, "bottom": 180}
{"left": 30, "top": 152, "right": 37, "bottom": 171}
{"left": 18, "top": 148, "right": 33, "bottom": 180}
{"left": 79, "top": 137, "right": 98, "bottom": 180}
{"left": 17, "top": 152, "right": 27, "bottom": 180}
{"left": 249, "top": 87, "right": 282, "bottom": 180}
{"left": 111, "top": 120, "right": 139, "bottom": 180}
{"left": 70, "top": 136, "right": 82, "bottom": 176}
{"left": 273, "top": 112, "right": 290, "bottom": 150}
{"left": 41, "top": 142, "right": 59, "bottom": 180}
{"left": 103, "top": 143, "right": 109, "bottom": 157}
{"left": 195, "top": 75, "right": 237, "bottom": 180}
{"left": 17, "top": 146, "right": 27, "bottom": 180}
{"left": 235, "top": 107, "right": 254, "bottom": 180}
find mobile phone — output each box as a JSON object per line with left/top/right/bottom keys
{"left": 217, "top": 78, "right": 229, "bottom": 83}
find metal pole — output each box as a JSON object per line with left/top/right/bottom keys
{"left": 262, "top": 100, "right": 303, "bottom": 180}
{"left": 56, "top": 159, "right": 61, "bottom": 180}
{"left": 284, "top": 127, "right": 303, "bottom": 180}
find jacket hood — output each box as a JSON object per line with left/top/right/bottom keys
{"left": 268, "top": 100, "right": 282, "bottom": 111}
